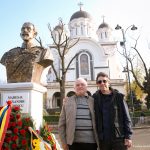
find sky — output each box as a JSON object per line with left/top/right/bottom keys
{"left": 0, "top": 0, "right": 150, "bottom": 81}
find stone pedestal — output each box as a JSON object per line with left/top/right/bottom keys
{"left": 0, "top": 82, "right": 47, "bottom": 129}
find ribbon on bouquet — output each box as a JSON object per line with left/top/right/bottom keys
{"left": 28, "top": 127, "right": 52, "bottom": 150}
{"left": 0, "top": 102, "right": 12, "bottom": 149}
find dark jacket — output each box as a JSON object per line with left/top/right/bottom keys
{"left": 93, "top": 89, "right": 132, "bottom": 141}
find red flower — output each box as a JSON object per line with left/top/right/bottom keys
{"left": 16, "top": 114, "right": 21, "bottom": 119}
{"left": 22, "top": 139, "right": 27, "bottom": 145}
{"left": 7, "top": 100, "right": 12, "bottom": 106}
{"left": 47, "top": 135, "right": 52, "bottom": 140}
{"left": 24, "top": 126, "right": 28, "bottom": 130}
{"left": 20, "top": 129, "right": 26, "bottom": 136}
{"left": 53, "top": 143, "right": 56, "bottom": 150}
{"left": 11, "top": 122, "right": 16, "bottom": 127}
{"left": 17, "top": 120, "right": 22, "bottom": 126}
{"left": 14, "top": 106, "right": 20, "bottom": 111}
{"left": 36, "top": 130, "right": 40, "bottom": 134}
{"left": 25, "top": 117, "right": 30, "bottom": 122}
{"left": 10, "top": 114, "right": 14, "bottom": 120}
{"left": 5, "top": 137, "right": 11, "bottom": 143}
{"left": 13, "top": 128, "right": 19, "bottom": 134}
{"left": 12, "top": 143, "right": 17, "bottom": 149}
{"left": 12, "top": 135, "right": 18, "bottom": 141}
{"left": 3, "top": 147, "right": 9, "bottom": 150}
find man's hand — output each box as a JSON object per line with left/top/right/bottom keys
{"left": 63, "top": 97, "right": 68, "bottom": 105}
{"left": 124, "top": 139, "right": 132, "bottom": 148}
{"left": 62, "top": 143, "right": 69, "bottom": 150}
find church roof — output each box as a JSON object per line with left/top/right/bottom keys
{"left": 70, "top": 10, "right": 91, "bottom": 21}
{"left": 98, "top": 22, "right": 109, "bottom": 29}
{"left": 54, "top": 25, "right": 63, "bottom": 30}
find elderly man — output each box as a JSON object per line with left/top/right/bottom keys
{"left": 0, "top": 22, "right": 53, "bottom": 84}
{"left": 58, "top": 78, "right": 99, "bottom": 150}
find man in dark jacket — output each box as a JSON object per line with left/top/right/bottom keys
{"left": 93, "top": 72, "right": 132, "bottom": 150}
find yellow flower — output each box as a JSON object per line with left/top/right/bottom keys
{"left": 32, "top": 139, "right": 40, "bottom": 148}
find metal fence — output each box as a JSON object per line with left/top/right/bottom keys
{"left": 132, "top": 116, "right": 150, "bottom": 127}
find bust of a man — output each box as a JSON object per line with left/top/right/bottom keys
{"left": 0, "top": 22, "right": 53, "bottom": 84}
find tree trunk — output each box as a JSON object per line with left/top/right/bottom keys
{"left": 145, "top": 93, "right": 150, "bottom": 110}
{"left": 59, "top": 78, "right": 66, "bottom": 109}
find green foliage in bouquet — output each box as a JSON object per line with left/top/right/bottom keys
{"left": 2, "top": 105, "right": 35, "bottom": 150}
{"left": 39, "top": 121, "right": 57, "bottom": 150}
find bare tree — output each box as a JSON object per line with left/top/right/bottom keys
{"left": 122, "top": 38, "right": 150, "bottom": 109}
{"left": 48, "top": 19, "right": 79, "bottom": 108}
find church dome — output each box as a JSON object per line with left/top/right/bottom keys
{"left": 70, "top": 10, "right": 91, "bottom": 21}
{"left": 98, "top": 22, "right": 109, "bottom": 29}
{"left": 54, "top": 25, "right": 63, "bottom": 30}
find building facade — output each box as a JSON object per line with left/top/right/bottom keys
{"left": 46, "top": 6, "right": 124, "bottom": 109}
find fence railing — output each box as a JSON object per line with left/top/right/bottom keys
{"left": 132, "top": 116, "right": 150, "bottom": 127}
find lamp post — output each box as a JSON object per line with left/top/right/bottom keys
{"left": 115, "top": 24, "right": 137, "bottom": 120}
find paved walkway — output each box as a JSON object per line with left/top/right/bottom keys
{"left": 53, "top": 127, "right": 150, "bottom": 150}
{"left": 130, "top": 127, "right": 150, "bottom": 150}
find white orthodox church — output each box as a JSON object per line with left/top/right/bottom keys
{"left": 45, "top": 5, "right": 125, "bottom": 109}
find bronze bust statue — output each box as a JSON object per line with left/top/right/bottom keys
{"left": 0, "top": 22, "right": 53, "bottom": 84}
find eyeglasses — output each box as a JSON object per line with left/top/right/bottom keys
{"left": 97, "top": 80, "right": 107, "bottom": 84}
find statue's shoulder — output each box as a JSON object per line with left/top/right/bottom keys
{"left": 7, "top": 47, "right": 22, "bottom": 54}
{"left": 2, "top": 47, "right": 22, "bottom": 57}
{"left": 1, "top": 47, "right": 22, "bottom": 64}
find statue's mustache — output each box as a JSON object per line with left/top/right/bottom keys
{"left": 21, "top": 32, "right": 29, "bottom": 36}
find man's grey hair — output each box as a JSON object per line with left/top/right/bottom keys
{"left": 74, "top": 77, "right": 88, "bottom": 87}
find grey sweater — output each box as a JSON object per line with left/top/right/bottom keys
{"left": 74, "top": 96, "right": 96, "bottom": 143}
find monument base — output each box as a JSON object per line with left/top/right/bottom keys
{"left": 0, "top": 82, "right": 47, "bottom": 129}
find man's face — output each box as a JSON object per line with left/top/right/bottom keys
{"left": 97, "top": 76, "right": 110, "bottom": 93}
{"left": 20, "top": 23, "right": 36, "bottom": 41}
{"left": 74, "top": 79, "right": 87, "bottom": 96}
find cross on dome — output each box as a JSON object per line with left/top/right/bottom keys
{"left": 78, "top": 2, "right": 83, "bottom": 11}
{"left": 102, "top": 15, "right": 105, "bottom": 23}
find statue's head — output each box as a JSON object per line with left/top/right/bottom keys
{"left": 20, "top": 22, "right": 37, "bottom": 42}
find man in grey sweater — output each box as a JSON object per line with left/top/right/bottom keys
{"left": 58, "top": 78, "right": 99, "bottom": 150}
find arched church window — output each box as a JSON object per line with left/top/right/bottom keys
{"left": 87, "top": 24, "right": 89, "bottom": 35}
{"left": 76, "top": 51, "right": 94, "bottom": 80}
{"left": 53, "top": 92, "right": 61, "bottom": 108}
{"left": 75, "top": 25, "right": 78, "bottom": 35}
{"left": 81, "top": 24, "right": 83, "bottom": 35}
{"left": 105, "top": 32, "right": 107, "bottom": 38}
{"left": 80, "top": 54, "right": 89, "bottom": 75}
{"left": 101, "top": 33, "right": 103, "bottom": 39}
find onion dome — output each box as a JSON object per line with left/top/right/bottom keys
{"left": 70, "top": 10, "right": 91, "bottom": 21}
{"left": 54, "top": 24, "right": 63, "bottom": 31}
{"left": 98, "top": 22, "right": 109, "bottom": 29}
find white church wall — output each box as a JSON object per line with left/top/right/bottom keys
{"left": 108, "top": 54, "right": 123, "bottom": 79}
{"left": 66, "top": 69, "right": 76, "bottom": 81}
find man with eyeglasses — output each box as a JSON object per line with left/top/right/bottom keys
{"left": 93, "top": 72, "right": 132, "bottom": 150}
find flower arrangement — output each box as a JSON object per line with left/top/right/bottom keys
{"left": 1, "top": 101, "right": 61, "bottom": 150}
{"left": 39, "top": 122, "right": 57, "bottom": 150}
{"left": 2, "top": 103, "right": 34, "bottom": 150}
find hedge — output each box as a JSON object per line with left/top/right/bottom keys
{"left": 43, "top": 115, "right": 60, "bottom": 123}
{"left": 131, "top": 110, "right": 150, "bottom": 117}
